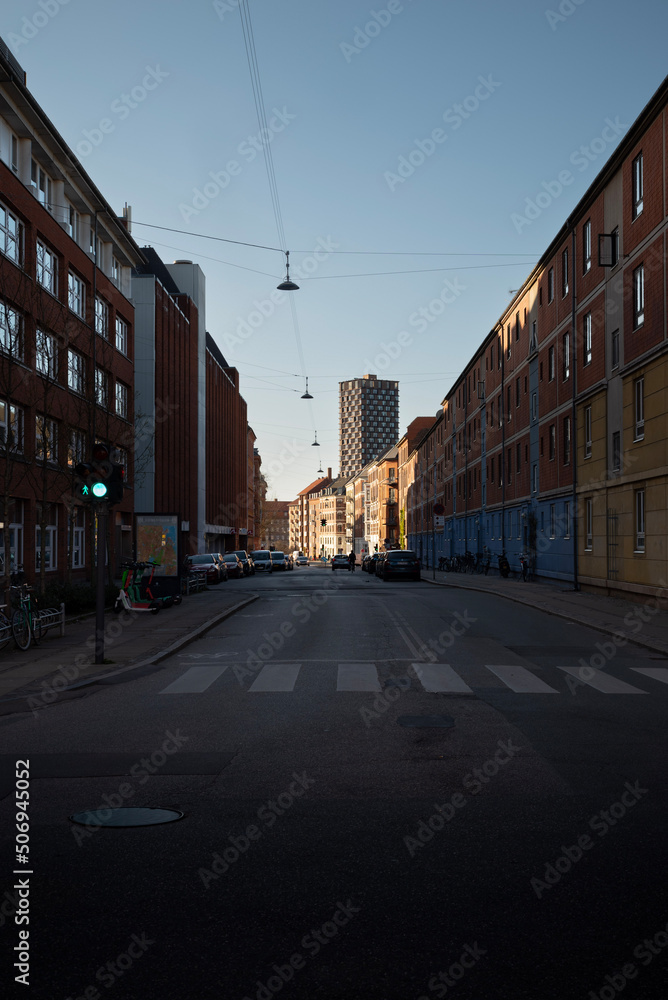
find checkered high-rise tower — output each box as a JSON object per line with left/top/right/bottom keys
{"left": 339, "top": 374, "right": 399, "bottom": 478}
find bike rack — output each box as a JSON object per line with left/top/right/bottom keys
{"left": 37, "top": 603, "right": 66, "bottom": 637}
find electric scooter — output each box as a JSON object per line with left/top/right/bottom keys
{"left": 142, "top": 559, "right": 182, "bottom": 608}
{"left": 114, "top": 562, "right": 161, "bottom": 614}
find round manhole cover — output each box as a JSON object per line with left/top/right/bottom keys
{"left": 69, "top": 807, "right": 184, "bottom": 828}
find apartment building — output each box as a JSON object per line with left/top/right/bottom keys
{"left": 339, "top": 374, "right": 399, "bottom": 478}
{"left": 0, "top": 40, "right": 145, "bottom": 586}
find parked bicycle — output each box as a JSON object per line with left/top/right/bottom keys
{"left": 10, "top": 567, "right": 43, "bottom": 651}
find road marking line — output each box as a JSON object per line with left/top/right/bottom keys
{"left": 486, "top": 664, "right": 559, "bottom": 693}
{"left": 558, "top": 667, "right": 647, "bottom": 693}
{"left": 411, "top": 663, "right": 473, "bottom": 694}
{"left": 248, "top": 663, "right": 301, "bottom": 692}
{"left": 337, "top": 663, "right": 381, "bottom": 691}
{"left": 630, "top": 667, "right": 668, "bottom": 685}
{"left": 159, "top": 665, "right": 229, "bottom": 694}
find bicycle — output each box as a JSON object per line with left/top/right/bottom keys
{"left": 10, "top": 568, "right": 43, "bottom": 651}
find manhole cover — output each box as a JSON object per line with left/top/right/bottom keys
{"left": 397, "top": 715, "right": 455, "bottom": 728}
{"left": 69, "top": 807, "right": 184, "bottom": 828}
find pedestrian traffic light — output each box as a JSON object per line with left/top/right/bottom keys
{"left": 321, "top": 518, "right": 326, "bottom": 526}
{"left": 74, "top": 444, "right": 124, "bottom": 504}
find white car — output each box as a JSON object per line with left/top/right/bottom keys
{"left": 295, "top": 555, "right": 308, "bottom": 566}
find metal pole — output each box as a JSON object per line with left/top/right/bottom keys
{"left": 432, "top": 522, "right": 435, "bottom": 580}
{"left": 95, "top": 505, "right": 107, "bottom": 664}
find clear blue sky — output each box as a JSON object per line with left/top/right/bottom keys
{"left": 5, "top": 0, "right": 668, "bottom": 499}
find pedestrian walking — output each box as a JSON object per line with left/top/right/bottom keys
{"left": 348, "top": 551, "right": 356, "bottom": 572}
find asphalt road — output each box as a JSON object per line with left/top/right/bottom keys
{"left": 0, "top": 564, "right": 666, "bottom": 999}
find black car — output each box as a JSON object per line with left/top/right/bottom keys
{"left": 380, "top": 549, "right": 421, "bottom": 581}
{"left": 233, "top": 550, "right": 255, "bottom": 576}
{"left": 221, "top": 553, "right": 244, "bottom": 579}
{"left": 270, "top": 551, "right": 289, "bottom": 571}
{"left": 184, "top": 553, "right": 227, "bottom": 584}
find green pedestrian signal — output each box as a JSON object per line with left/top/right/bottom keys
{"left": 74, "top": 444, "right": 124, "bottom": 504}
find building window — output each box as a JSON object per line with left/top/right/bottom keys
{"left": 515, "top": 377, "right": 520, "bottom": 407}
{"left": 634, "top": 377, "right": 644, "bottom": 441}
{"left": 562, "top": 248, "right": 569, "bottom": 297}
{"left": 69, "top": 507, "right": 85, "bottom": 568}
{"left": 515, "top": 311, "right": 520, "bottom": 341}
{"left": 632, "top": 152, "right": 643, "bottom": 219}
{"left": 67, "top": 204, "right": 80, "bottom": 243}
{"left": 115, "top": 316, "right": 128, "bottom": 355}
{"left": 633, "top": 264, "right": 644, "bottom": 328}
{"left": 563, "top": 416, "right": 571, "bottom": 464}
{"left": 549, "top": 424, "right": 556, "bottom": 461}
{"left": 584, "top": 405, "right": 592, "bottom": 458}
{"left": 548, "top": 345, "right": 556, "bottom": 381}
{"left": 611, "top": 329, "right": 619, "bottom": 370}
{"left": 95, "top": 368, "right": 108, "bottom": 408}
{"left": 0, "top": 400, "right": 23, "bottom": 452}
{"left": 35, "top": 415, "right": 58, "bottom": 462}
{"left": 547, "top": 268, "right": 554, "bottom": 303}
{"left": 516, "top": 441, "right": 521, "bottom": 471}
{"left": 67, "top": 428, "right": 86, "bottom": 467}
{"left": 531, "top": 392, "right": 537, "bottom": 422}
{"left": 532, "top": 463, "right": 538, "bottom": 493}
{"left": 564, "top": 501, "right": 571, "bottom": 539}
{"left": 35, "top": 329, "right": 58, "bottom": 378}
{"left": 549, "top": 504, "right": 556, "bottom": 539}
{"left": 68, "top": 350, "right": 85, "bottom": 394}
{"left": 563, "top": 332, "right": 570, "bottom": 381}
{"left": 507, "top": 448, "right": 512, "bottom": 483}
{"left": 36, "top": 240, "right": 57, "bottom": 294}
{"left": 612, "top": 431, "right": 621, "bottom": 473}
{"left": 112, "top": 257, "right": 121, "bottom": 286}
{"left": 115, "top": 381, "right": 128, "bottom": 419}
{"left": 610, "top": 227, "right": 619, "bottom": 268}
{"left": 0, "top": 202, "right": 23, "bottom": 264}
{"left": 583, "top": 220, "right": 591, "bottom": 273}
{"left": 31, "top": 160, "right": 52, "bottom": 211}
{"left": 635, "top": 489, "right": 645, "bottom": 552}
{"left": 95, "top": 297, "right": 109, "bottom": 338}
{"left": 0, "top": 301, "right": 23, "bottom": 359}
{"left": 530, "top": 320, "right": 537, "bottom": 353}
{"left": 35, "top": 505, "right": 58, "bottom": 572}
{"left": 585, "top": 498, "right": 593, "bottom": 550}
{"left": 68, "top": 271, "right": 85, "bottom": 317}
{"left": 583, "top": 313, "right": 592, "bottom": 365}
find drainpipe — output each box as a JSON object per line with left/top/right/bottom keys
{"left": 571, "top": 223, "right": 579, "bottom": 591}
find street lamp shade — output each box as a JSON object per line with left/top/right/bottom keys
{"left": 277, "top": 250, "right": 299, "bottom": 291}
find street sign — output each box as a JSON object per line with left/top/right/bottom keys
{"left": 435, "top": 516, "right": 445, "bottom": 528}
{"left": 433, "top": 503, "right": 445, "bottom": 516}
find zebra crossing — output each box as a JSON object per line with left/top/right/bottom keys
{"left": 158, "top": 661, "right": 668, "bottom": 696}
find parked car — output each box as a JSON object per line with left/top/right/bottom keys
{"left": 250, "top": 550, "right": 273, "bottom": 573}
{"left": 286, "top": 554, "right": 294, "bottom": 570}
{"left": 233, "top": 550, "right": 255, "bottom": 576}
{"left": 295, "top": 554, "right": 308, "bottom": 567}
{"left": 375, "top": 551, "right": 389, "bottom": 577}
{"left": 270, "top": 551, "right": 289, "bottom": 571}
{"left": 331, "top": 553, "right": 350, "bottom": 571}
{"left": 364, "top": 553, "right": 380, "bottom": 575}
{"left": 184, "top": 553, "right": 226, "bottom": 585}
{"left": 381, "top": 549, "right": 421, "bottom": 582}
{"left": 221, "top": 553, "right": 244, "bottom": 579}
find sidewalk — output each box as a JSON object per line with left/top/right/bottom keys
{"left": 422, "top": 565, "right": 668, "bottom": 656}
{"left": 0, "top": 584, "right": 258, "bottom": 713}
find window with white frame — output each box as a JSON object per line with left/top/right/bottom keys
{"left": 0, "top": 501, "right": 23, "bottom": 574}
{"left": 563, "top": 332, "right": 570, "bottom": 380}
{"left": 95, "top": 297, "right": 108, "bottom": 338}
{"left": 634, "top": 377, "right": 644, "bottom": 440}
{"left": 115, "top": 315, "right": 128, "bottom": 354}
{"left": 548, "top": 345, "right": 556, "bottom": 381}
{"left": 0, "top": 301, "right": 23, "bottom": 359}
{"left": 583, "top": 313, "right": 592, "bottom": 365}
{"left": 35, "top": 329, "right": 58, "bottom": 379}
{"left": 611, "top": 329, "right": 619, "bottom": 370}
{"left": 95, "top": 368, "right": 108, "bottom": 408}
{"left": 36, "top": 240, "right": 57, "bottom": 294}
{"left": 585, "top": 498, "right": 593, "bottom": 550}
{"left": 31, "top": 160, "right": 52, "bottom": 211}
{"left": 633, "top": 264, "right": 644, "bottom": 328}
{"left": 67, "top": 204, "right": 80, "bottom": 243}
{"left": 67, "top": 428, "right": 86, "bottom": 468}
{"left": 68, "top": 271, "right": 85, "bottom": 317}
{"left": 562, "top": 248, "right": 569, "bottom": 297}
{"left": 0, "top": 400, "right": 23, "bottom": 452}
{"left": 632, "top": 152, "right": 643, "bottom": 219}
{"left": 67, "top": 349, "right": 85, "bottom": 394}
{"left": 115, "top": 380, "right": 128, "bottom": 419}
{"left": 549, "top": 424, "right": 556, "bottom": 461}
{"left": 0, "top": 202, "right": 22, "bottom": 264}
{"left": 635, "top": 489, "right": 645, "bottom": 552}
{"left": 35, "top": 504, "right": 57, "bottom": 572}
{"left": 584, "top": 405, "right": 592, "bottom": 458}
{"left": 69, "top": 507, "right": 85, "bottom": 568}
{"left": 112, "top": 256, "right": 121, "bottom": 286}
{"left": 35, "top": 415, "right": 58, "bottom": 462}
{"left": 583, "top": 220, "right": 591, "bottom": 273}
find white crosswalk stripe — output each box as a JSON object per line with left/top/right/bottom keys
{"left": 557, "top": 666, "right": 647, "bottom": 694}
{"left": 411, "top": 663, "right": 473, "bottom": 694}
{"left": 159, "top": 664, "right": 229, "bottom": 694}
{"left": 485, "top": 664, "right": 559, "bottom": 693}
{"left": 157, "top": 661, "right": 663, "bottom": 696}
{"left": 249, "top": 663, "right": 301, "bottom": 692}
{"left": 336, "top": 663, "right": 382, "bottom": 691}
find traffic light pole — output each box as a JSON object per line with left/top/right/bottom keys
{"left": 95, "top": 505, "right": 107, "bottom": 664}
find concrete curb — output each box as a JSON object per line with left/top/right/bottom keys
{"left": 62, "top": 593, "right": 261, "bottom": 690}
{"left": 422, "top": 576, "right": 668, "bottom": 656}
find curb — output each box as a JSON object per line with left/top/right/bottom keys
{"left": 422, "top": 576, "right": 668, "bottom": 656}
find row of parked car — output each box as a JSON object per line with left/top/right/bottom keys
{"left": 361, "top": 549, "right": 421, "bottom": 582}
{"left": 183, "top": 550, "right": 309, "bottom": 584}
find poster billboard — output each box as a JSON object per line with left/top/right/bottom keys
{"left": 135, "top": 513, "right": 179, "bottom": 576}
